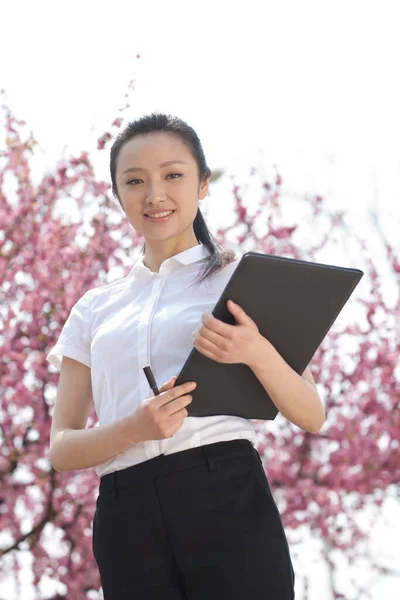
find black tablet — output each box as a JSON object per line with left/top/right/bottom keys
{"left": 174, "top": 251, "right": 364, "bottom": 420}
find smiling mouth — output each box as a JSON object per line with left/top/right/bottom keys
{"left": 144, "top": 210, "right": 175, "bottom": 222}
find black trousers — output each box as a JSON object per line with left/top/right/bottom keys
{"left": 92, "top": 439, "right": 295, "bottom": 599}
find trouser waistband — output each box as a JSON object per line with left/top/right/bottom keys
{"left": 99, "top": 439, "right": 257, "bottom": 497}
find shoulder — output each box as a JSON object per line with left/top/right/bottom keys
{"left": 87, "top": 273, "right": 132, "bottom": 300}
{"left": 68, "top": 274, "right": 131, "bottom": 317}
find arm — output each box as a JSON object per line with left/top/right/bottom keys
{"left": 193, "top": 301, "right": 325, "bottom": 433}
{"left": 248, "top": 335, "right": 325, "bottom": 433}
{"left": 50, "top": 418, "right": 138, "bottom": 472}
{"left": 49, "top": 357, "right": 137, "bottom": 472}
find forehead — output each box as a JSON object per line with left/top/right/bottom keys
{"left": 116, "top": 132, "right": 193, "bottom": 174}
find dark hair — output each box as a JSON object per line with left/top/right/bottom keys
{"left": 109, "top": 112, "right": 236, "bottom": 287}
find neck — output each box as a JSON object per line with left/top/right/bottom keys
{"left": 143, "top": 239, "right": 200, "bottom": 273}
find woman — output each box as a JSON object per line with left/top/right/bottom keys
{"left": 46, "top": 112, "right": 325, "bottom": 599}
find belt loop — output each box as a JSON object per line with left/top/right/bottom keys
{"left": 202, "top": 447, "right": 217, "bottom": 472}
{"left": 112, "top": 471, "right": 119, "bottom": 499}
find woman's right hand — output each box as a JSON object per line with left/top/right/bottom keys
{"left": 128, "top": 376, "right": 197, "bottom": 442}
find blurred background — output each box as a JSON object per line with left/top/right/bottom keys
{"left": 0, "top": 0, "right": 399, "bottom": 598}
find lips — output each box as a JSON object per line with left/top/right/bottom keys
{"left": 144, "top": 210, "right": 175, "bottom": 217}
{"left": 144, "top": 210, "right": 175, "bottom": 223}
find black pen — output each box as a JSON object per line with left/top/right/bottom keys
{"left": 143, "top": 365, "right": 160, "bottom": 396}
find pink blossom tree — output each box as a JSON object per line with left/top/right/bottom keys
{"left": 0, "top": 82, "right": 399, "bottom": 599}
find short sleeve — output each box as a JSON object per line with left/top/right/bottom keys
{"left": 46, "top": 290, "right": 92, "bottom": 371}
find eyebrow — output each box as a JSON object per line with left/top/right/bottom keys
{"left": 122, "top": 160, "right": 187, "bottom": 175}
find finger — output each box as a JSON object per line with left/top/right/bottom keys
{"left": 159, "top": 381, "right": 196, "bottom": 407}
{"left": 168, "top": 393, "right": 193, "bottom": 416}
{"left": 201, "top": 313, "right": 234, "bottom": 338}
{"left": 195, "top": 336, "right": 223, "bottom": 357}
{"left": 160, "top": 378, "right": 175, "bottom": 390}
{"left": 196, "top": 326, "right": 230, "bottom": 350}
{"left": 194, "top": 340, "right": 220, "bottom": 362}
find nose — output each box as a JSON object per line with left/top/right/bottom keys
{"left": 146, "top": 179, "right": 167, "bottom": 204}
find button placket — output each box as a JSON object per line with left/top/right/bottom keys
{"left": 137, "top": 275, "right": 165, "bottom": 458}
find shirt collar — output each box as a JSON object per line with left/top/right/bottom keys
{"left": 127, "top": 243, "right": 210, "bottom": 282}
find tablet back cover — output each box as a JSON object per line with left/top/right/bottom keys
{"left": 175, "top": 251, "right": 364, "bottom": 420}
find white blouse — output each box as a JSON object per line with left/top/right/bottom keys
{"left": 46, "top": 243, "right": 257, "bottom": 478}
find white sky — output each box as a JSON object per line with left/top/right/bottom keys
{"left": 1, "top": 0, "right": 399, "bottom": 598}
{"left": 1, "top": 0, "right": 400, "bottom": 233}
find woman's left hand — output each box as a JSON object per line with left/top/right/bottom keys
{"left": 192, "top": 300, "right": 263, "bottom": 367}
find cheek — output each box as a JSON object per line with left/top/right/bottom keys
{"left": 119, "top": 192, "right": 141, "bottom": 214}
{"left": 119, "top": 203, "right": 147, "bottom": 233}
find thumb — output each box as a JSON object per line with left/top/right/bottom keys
{"left": 228, "top": 300, "right": 252, "bottom": 324}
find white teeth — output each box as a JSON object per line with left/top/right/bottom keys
{"left": 146, "top": 211, "right": 173, "bottom": 218}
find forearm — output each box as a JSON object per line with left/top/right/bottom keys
{"left": 249, "top": 336, "right": 325, "bottom": 433}
{"left": 49, "top": 416, "right": 138, "bottom": 472}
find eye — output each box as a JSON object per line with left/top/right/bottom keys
{"left": 126, "top": 173, "right": 182, "bottom": 186}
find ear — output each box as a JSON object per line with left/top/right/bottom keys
{"left": 198, "top": 176, "right": 210, "bottom": 200}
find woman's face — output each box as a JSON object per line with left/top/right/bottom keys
{"left": 115, "top": 132, "right": 209, "bottom": 247}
